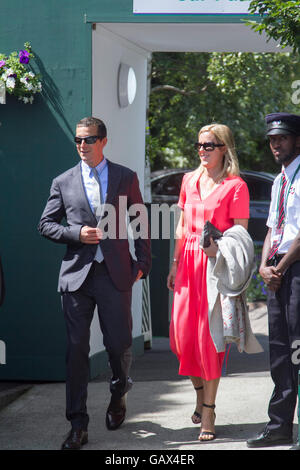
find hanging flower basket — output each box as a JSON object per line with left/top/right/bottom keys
{"left": 0, "top": 42, "right": 42, "bottom": 104}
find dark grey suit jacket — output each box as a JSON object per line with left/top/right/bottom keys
{"left": 38, "top": 159, "right": 151, "bottom": 292}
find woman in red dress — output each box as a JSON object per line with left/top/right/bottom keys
{"left": 167, "top": 123, "right": 249, "bottom": 442}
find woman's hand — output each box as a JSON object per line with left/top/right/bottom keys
{"left": 203, "top": 237, "right": 218, "bottom": 257}
{"left": 167, "top": 262, "right": 178, "bottom": 291}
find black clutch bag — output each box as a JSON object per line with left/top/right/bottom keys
{"left": 200, "top": 221, "right": 223, "bottom": 248}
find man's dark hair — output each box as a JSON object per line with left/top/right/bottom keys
{"left": 77, "top": 117, "right": 107, "bottom": 140}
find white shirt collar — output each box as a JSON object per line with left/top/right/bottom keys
{"left": 283, "top": 154, "right": 300, "bottom": 180}
{"left": 81, "top": 157, "right": 107, "bottom": 177}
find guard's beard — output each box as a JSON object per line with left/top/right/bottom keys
{"left": 276, "top": 146, "right": 298, "bottom": 166}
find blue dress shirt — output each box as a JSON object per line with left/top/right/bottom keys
{"left": 81, "top": 157, "right": 108, "bottom": 210}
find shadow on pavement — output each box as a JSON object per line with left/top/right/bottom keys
{"left": 94, "top": 331, "right": 270, "bottom": 386}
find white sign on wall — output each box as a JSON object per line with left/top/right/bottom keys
{"left": 133, "top": 0, "right": 251, "bottom": 15}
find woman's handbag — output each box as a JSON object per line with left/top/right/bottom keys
{"left": 200, "top": 221, "right": 223, "bottom": 248}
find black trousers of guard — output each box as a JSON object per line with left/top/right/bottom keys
{"left": 266, "top": 260, "right": 300, "bottom": 436}
{"left": 61, "top": 261, "right": 133, "bottom": 431}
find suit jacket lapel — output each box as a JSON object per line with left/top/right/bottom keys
{"left": 105, "top": 159, "right": 122, "bottom": 205}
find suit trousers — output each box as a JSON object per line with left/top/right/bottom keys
{"left": 267, "top": 260, "right": 300, "bottom": 435}
{"left": 61, "top": 261, "right": 133, "bottom": 430}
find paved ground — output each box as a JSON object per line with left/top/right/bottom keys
{"left": 0, "top": 302, "right": 299, "bottom": 451}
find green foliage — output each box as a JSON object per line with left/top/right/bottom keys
{"left": 149, "top": 52, "right": 300, "bottom": 171}
{"left": 247, "top": 271, "right": 267, "bottom": 302}
{"left": 247, "top": 1, "right": 300, "bottom": 54}
{"left": 247, "top": 246, "right": 267, "bottom": 302}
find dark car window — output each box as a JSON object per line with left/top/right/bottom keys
{"left": 152, "top": 173, "right": 185, "bottom": 196}
{"left": 242, "top": 175, "right": 273, "bottom": 202}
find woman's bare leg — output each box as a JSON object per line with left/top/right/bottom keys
{"left": 198, "top": 377, "right": 220, "bottom": 441}
{"left": 190, "top": 376, "right": 204, "bottom": 424}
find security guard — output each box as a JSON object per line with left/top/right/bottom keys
{"left": 248, "top": 113, "right": 300, "bottom": 448}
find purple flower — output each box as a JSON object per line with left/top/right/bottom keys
{"left": 0, "top": 60, "right": 5, "bottom": 68}
{"left": 19, "top": 50, "right": 30, "bottom": 64}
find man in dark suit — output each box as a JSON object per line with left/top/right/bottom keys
{"left": 38, "top": 117, "right": 151, "bottom": 450}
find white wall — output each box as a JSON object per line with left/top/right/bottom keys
{"left": 90, "top": 25, "right": 150, "bottom": 357}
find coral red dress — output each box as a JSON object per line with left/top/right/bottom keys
{"left": 169, "top": 171, "right": 250, "bottom": 380}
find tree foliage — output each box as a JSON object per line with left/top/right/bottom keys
{"left": 148, "top": 52, "right": 300, "bottom": 173}
{"left": 247, "top": 1, "right": 300, "bottom": 54}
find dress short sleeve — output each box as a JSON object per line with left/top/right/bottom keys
{"left": 178, "top": 174, "right": 187, "bottom": 210}
{"left": 229, "top": 180, "right": 250, "bottom": 219}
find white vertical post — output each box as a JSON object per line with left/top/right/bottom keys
{"left": 0, "top": 82, "right": 6, "bottom": 104}
{"left": 0, "top": 340, "right": 6, "bottom": 364}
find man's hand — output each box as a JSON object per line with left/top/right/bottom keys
{"left": 259, "top": 265, "right": 282, "bottom": 292}
{"left": 135, "top": 269, "right": 143, "bottom": 282}
{"left": 80, "top": 226, "right": 103, "bottom": 244}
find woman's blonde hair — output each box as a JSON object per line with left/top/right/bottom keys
{"left": 195, "top": 123, "right": 240, "bottom": 181}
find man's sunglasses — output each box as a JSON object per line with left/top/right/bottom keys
{"left": 74, "top": 136, "right": 100, "bottom": 145}
{"left": 194, "top": 142, "right": 225, "bottom": 152}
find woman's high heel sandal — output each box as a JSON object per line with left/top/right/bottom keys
{"left": 191, "top": 385, "right": 203, "bottom": 424}
{"left": 198, "top": 403, "right": 216, "bottom": 441}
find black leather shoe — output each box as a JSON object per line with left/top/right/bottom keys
{"left": 106, "top": 395, "right": 127, "bottom": 431}
{"left": 247, "top": 429, "right": 293, "bottom": 448}
{"left": 61, "top": 429, "right": 88, "bottom": 450}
